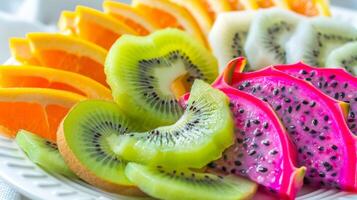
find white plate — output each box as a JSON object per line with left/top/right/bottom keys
{"left": 1, "top": 6, "right": 357, "bottom": 200}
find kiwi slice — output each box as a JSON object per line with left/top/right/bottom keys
{"left": 125, "top": 163, "right": 258, "bottom": 200}
{"left": 110, "top": 80, "right": 234, "bottom": 168}
{"left": 326, "top": 41, "right": 357, "bottom": 76}
{"left": 16, "top": 130, "right": 75, "bottom": 178}
{"left": 209, "top": 11, "right": 255, "bottom": 71}
{"left": 105, "top": 28, "right": 218, "bottom": 129}
{"left": 286, "top": 17, "right": 357, "bottom": 67}
{"left": 244, "top": 8, "right": 303, "bottom": 70}
{"left": 57, "top": 100, "right": 145, "bottom": 196}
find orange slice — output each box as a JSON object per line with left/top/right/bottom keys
{"left": 0, "top": 88, "right": 85, "bottom": 142}
{"left": 58, "top": 11, "right": 76, "bottom": 35}
{"left": 9, "top": 33, "right": 109, "bottom": 87}
{"left": 0, "top": 66, "right": 112, "bottom": 100}
{"left": 132, "top": 0, "right": 206, "bottom": 46}
{"left": 205, "top": 0, "right": 231, "bottom": 15}
{"left": 287, "top": 0, "right": 331, "bottom": 16}
{"left": 255, "top": 0, "right": 289, "bottom": 8}
{"left": 103, "top": 0, "right": 157, "bottom": 35}
{"left": 9, "top": 38, "right": 40, "bottom": 65}
{"left": 227, "top": 0, "right": 259, "bottom": 10}
{"left": 171, "top": 0, "right": 213, "bottom": 36}
{"left": 59, "top": 6, "right": 137, "bottom": 50}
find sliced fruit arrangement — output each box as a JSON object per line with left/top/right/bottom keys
{"left": 59, "top": 6, "right": 137, "bottom": 50}
{"left": 111, "top": 80, "right": 234, "bottom": 168}
{"left": 59, "top": 81, "right": 258, "bottom": 199}
{"left": 103, "top": 0, "right": 157, "bottom": 35}
{"left": 0, "top": 88, "right": 85, "bottom": 141}
{"left": 9, "top": 33, "right": 108, "bottom": 87}
{"left": 105, "top": 29, "right": 218, "bottom": 129}
{"left": 7, "top": 0, "right": 357, "bottom": 199}
{"left": 57, "top": 100, "right": 145, "bottom": 196}
{"left": 229, "top": 58, "right": 357, "bottom": 191}
{"left": 125, "top": 163, "right": 258, "bottom": 200}
{"left": 210, "top": 8, "right": 357, "bottom": 75}
{"left": 0, "top": 66, "right": 111, "bottom": 100}
{"left": 9, "top": 1, "right": 333, "bottom": 73}
{"left": 16, "top": 130, "right": 75, "bottom": 177}
{"left": 209, "top": 58, "right": 305, "bottom": 199}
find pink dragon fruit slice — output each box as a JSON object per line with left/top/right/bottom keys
{"left": 228, "top": 58, "right": 357, "bottom": 191}
{"left": 180, "top": 58, "right": 305, "bottom": 199}
{"left": 210, "top": 58, "right": 305, "bottom": 199}
{"left": 274, "top": 63, "right": 357, "bottom": 136}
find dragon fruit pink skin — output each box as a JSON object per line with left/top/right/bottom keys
{"left": 180, "top": 58, "right": 305, "bottom": 199}
{"left": 229, "top": 58, "right": 357, "bottom": 191}
{"left": 212, "top": 59, "right": 305, "bottom": 199}
{"left": 274, "top": 63, "right": 357, "bottom": 136}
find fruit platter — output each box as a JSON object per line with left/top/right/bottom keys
{"left": 0, "top": 0, "right": 357, "bottom": 199}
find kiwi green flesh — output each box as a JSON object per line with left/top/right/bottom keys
{"left": 62, "top": 100, "right": 140, "bottom": 186}
{"left": 16, "top": 130, "right": 75, "bottom": 178}
{"left": 105, "top": 28, "right": 218, "bottom": 129}
{"left": 308, "top": 36, "right": 356, "bottom": 67}
{"left": 110, "top": 80, "right": 234, "bottom": 168}
{"left": 125, "top": 163, "right": 257, "bottom": 200}
{"left": 326, "top": 43, "right": 357, "bottom": 76}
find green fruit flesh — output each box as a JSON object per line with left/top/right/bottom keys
{"left": 111, "top": 80, "right": 234, "bottom": 168}
{"left": 105, "top": 28, "right": 218, "bottom": 129}
{"left": 62, "top": 100, "right": 140, "bottom": 186}
{"left": 209, "top": 11, "right": 254, "bottom": 71}
{"left": 326, "top": 41, "right": 357, "bottom": 76}
{"left": 286, "top": 18, "right": 357, "bottom": 67}
{"left": 125, "top": 163, "right": 257, "bottom": 200}
{"left": 15, "top": 130, "right": 75, "bottom": 178}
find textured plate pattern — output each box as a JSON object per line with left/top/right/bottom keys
{"left": 0, "top": 6, "right": 357, "bottom": 200}
{"left": 0, "top": 135, "right": 151, "bottom": 200}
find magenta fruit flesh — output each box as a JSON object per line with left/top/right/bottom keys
{"left": 229, "top": 58, "right": 357, "bottom": 191}
{"left": 207, "top": 58, "right": 305, "bottom": 199}
{"left": 275, "top": 63, "right": 357, "bottom": 136}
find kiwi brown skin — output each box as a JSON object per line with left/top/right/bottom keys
{"left": 56, "top": 121, "right": 146, "bottom": 197}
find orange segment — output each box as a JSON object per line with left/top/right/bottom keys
{"left": 9, "top": 38, "right": 40, "bottom": 65}
{"left": 10, "top": 33, "right": 108, "bottom": 87}
{"left": 103, "top": 0, "right": 157, "bottom": 35}
{"left": 205, "top": 0, "right": 232, "bottom": 14}
{"left": 0, "top": 66, "right": 112, "bottom": 100}
{"left": 132, "top": 0, "right": 207, "bottom": 46}
{"left": 256, "top": 0, "right": 275, "bottom": 8}
{"left": 228, "top": 0, "right": 259, "bottom": 10}
{"left": 58, "top": 11, "right": 76, "bottom": 35}
{"left": 196, "top": 0, "right": 216, "bottom": 21}
{"left": 59, "top": 6, "right": 137, "bottom": 50}
{"left": 255, "top": 0, "right": 289, "bottom": 8}
{"left": 171, "top": 0, "right": 213, "bottom": 36}
{"left": 0, "top": 88, "right": 84, "bottom": 141}
{"left": 287, "top": 0, "right": 331, "bottom": 16}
